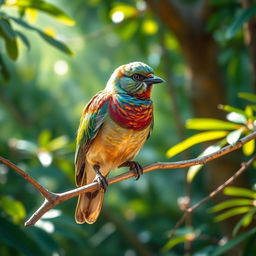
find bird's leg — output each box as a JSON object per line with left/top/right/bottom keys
{"left": 93, "top": 165, "right": 108, "bottom": 192}
{"left": 119, "top": 161, "right": 143, "bottom": 180}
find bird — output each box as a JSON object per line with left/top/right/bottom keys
{"left": 75, "top": 61, "right": 164, "bottom": 224}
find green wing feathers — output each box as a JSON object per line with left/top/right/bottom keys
{"left": 75, "top": 92, "right": 110, "bottom": 186}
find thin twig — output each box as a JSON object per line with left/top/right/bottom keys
{"left": 1, "top": 131, "right": 256, "bottom": 226}
{"left": 168, "top": 155, "right": 256, "bottom": 239}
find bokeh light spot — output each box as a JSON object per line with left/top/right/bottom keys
{"left": 142, "top": 19, "right": 158, "bottom": 35}
{"left": 111, "top": 11, "right": 124, "bottom": 23}
{"left": 54, "top": 60, "right": 69, "bottom": 76}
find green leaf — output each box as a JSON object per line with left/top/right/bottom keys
{"left": 0, "top": 18, "right": 16, "bottom": 39}
{"left": 243, "top": 139, "right": 255, "bottom": 156}
{"left": 214, "top": 206, "right": 251, "bottom": 222}
{"left": 238, "top": 92, "right": 256, "bottom": 103}
{"left": 0, "top": 54, "right": 10, "bottom": 82}
{"left": 12, "top": 0, "right": 75, "bottom": 26}
{"left": 38, "top": 30, "right": 73, "bottom": 56}
{"left": 212, "top": 227, "right": 256, "bottom": 256}
{"left": 10, "top": 17, "right": 73, "bottom": 56}
{"left": 186, "top": 118, "right": 239, "bottom": 130}
{"left": 226, "top": 128, "right": 243, "bottom": 145}
{"left": 162, "top": 235, "right": 187, "bottom": 252}
{"left": 223, "top": 186, "right": 256, "bottom": 198}
{"left": 16, "top": 30, "right": 30, "bottom": 49}
{"left": 0, "top": 18, "right": 18, "bottom": 60}
{"left": 219, "top": 104, "right": 246, "bottom": 116}
{"left": 47, "top": 135, "right": 69, "bottom": 151}
{"left": 38, "top": 130, "right": 52, "bottom": 147}
{"left": 187, "top": 143, "right": 222, "bottom": 182}
{"left": 226, "top": 7, "right": 256, "bottom": 39}
{"left": 166, "top": 131, "right": 228, "bottom": 158}
{"left": 0, "top": 196, "right": 26, "bottom": 223}
{"left": 245, "top": 105, "right": 254, "bottom": 118}
{"left": 233, "top": 208, "right": 256, "bottom": 236}
{"left": 6, "top": 37, "right": 18, "bottom": 60}
{"left": 187, "top": 164, "right": 203, "bottom": 183}
{"left": 210, "top": 198, "right": 253, "bottom": 212}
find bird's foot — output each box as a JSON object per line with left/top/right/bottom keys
{"left": 93, "top": 165, "right": 108, "bottom": 192}
{"left": 119, "top": 161, "right": 143, "bottom": 180}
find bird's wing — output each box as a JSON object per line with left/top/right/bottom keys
{"left": 75, "top": 91, "right": 110, "bottom": 186}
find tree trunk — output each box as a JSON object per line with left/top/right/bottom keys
{"left": 146, "top": 0, "right": 248, "bottom": 250}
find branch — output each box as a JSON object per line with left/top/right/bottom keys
{"left": 1, "top": 131, "right": 256, "bottom": 226}
{"left": 168, "top": 155, "right": 256, "bottom": 239}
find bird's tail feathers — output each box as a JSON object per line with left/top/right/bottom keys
{"left": 75, "top": 163, "right": 105, "bottom": 224}
{"left": 75, "top": 190, "right": 104, "bottom": 224}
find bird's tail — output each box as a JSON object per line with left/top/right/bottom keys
{"left": 75, "top": 190, "right": 104, "bottom": 224}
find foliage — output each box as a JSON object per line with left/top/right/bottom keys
{"left": 167, "top": 93, "right": 256, "bottom": 182}
{"left": 210, "top": 186, "right": 256, "bottom": 236}
{"left": 0, "top": 0, "right": 74, "bottom": 82}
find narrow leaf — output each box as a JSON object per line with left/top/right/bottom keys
{"left": 186, "top": 118, "right": 239, "bottom": 130}
{"left": 214, "top": 206, "right": 251, "bottom": 222}
{"left": 0, "top": 54, "right": 10, "bottom": 82}
{"left": 38, "top": 130, "right": 51, "bottom": 147}
{"left": 166, "top": 131, "right": 228, "bottom": 158}
{"left": 0, "top": 18, "right": 18, "bottom": 60}
{"left": 16, "top": 30, "right": 30, "bottom": 49}
{"left": 162, "top": 235, "right": 187, "bottom": 252}
{"left": 224, "top": 186, "right": 256, "bottom": 198}
{"left": 242, "top": 139, "right": 255, "bottom": 156}
{"left": 226, "top": 129, "right": 243, "bottom": 146}
{"left": 47, "top": 136, "right": 69, "bottom": 151}
{"left": 233, "top": 208, "right": 256, "bottom": 236}
{"left": 245, "top": 106, "right": 254, "bottom": 120}
{"left": 38, "top": 31, "right": 73, "bottom": 56}
{"left": 9, "top": 17, "right": 73, "bottom": 56}
{"left": 212, "top": 227, "right": 256, "bottom": 256}
{"left": 0, "top": 18, "right": 16, "bottom": 39}
{"left": 238, "top": 92, "right": 256, "bottom": 103}
{"left": 210, "top": 199, "right": 253, "bottom": 212}
{"left": 187, "top": 144, "right": 222, "bottom": 182}
{"left": 10, "top": 0, "right": 75, "bottom": 26}
{"left": 219, "top": 104, "right": 246, "bottom": 116}
{"left": 226, "top": 7, "right": 256, "bottom": 39}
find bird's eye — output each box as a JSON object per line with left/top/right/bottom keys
{"left": 132, "top": 73, "right": 145, "bottom": 81}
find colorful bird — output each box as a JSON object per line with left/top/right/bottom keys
{"left": 75, "top": 61, "right": 164, "bottom": 224}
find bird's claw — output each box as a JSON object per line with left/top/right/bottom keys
{"left": 119, "top": 161, "right": 143, "bottom": 180}
{"left": 93, "top": 165, "right": 108, "bottom": 192}
{"left": 94, "top": 174, "right": 108, "bottom": 192}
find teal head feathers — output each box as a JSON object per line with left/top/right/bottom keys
{"left": 105, "top": 62, "right": 165, "bottom": 96}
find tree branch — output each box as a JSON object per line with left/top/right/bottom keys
{"left": 1, "top": 131, "right": 256, "bottom": 226}
{"left": 167, "top": 155, "right": 256, "bottom": 239}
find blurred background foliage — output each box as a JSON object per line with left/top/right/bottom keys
{"left": 0, "top": 0, "right": 256, "bottom": 255}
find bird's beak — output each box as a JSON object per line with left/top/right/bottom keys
{"left": 144, "top": 74, "right": 165, "bottom": 85}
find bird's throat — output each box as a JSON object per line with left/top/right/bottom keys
{"left": 130, "top": 84, "right": 152, "bottom": 100}
{"left": 109, "top": 94, "right": 153, "bottom": 131}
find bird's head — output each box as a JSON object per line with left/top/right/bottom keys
{"left": 105, "top": 62, "right": 164, "bottom": 99}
